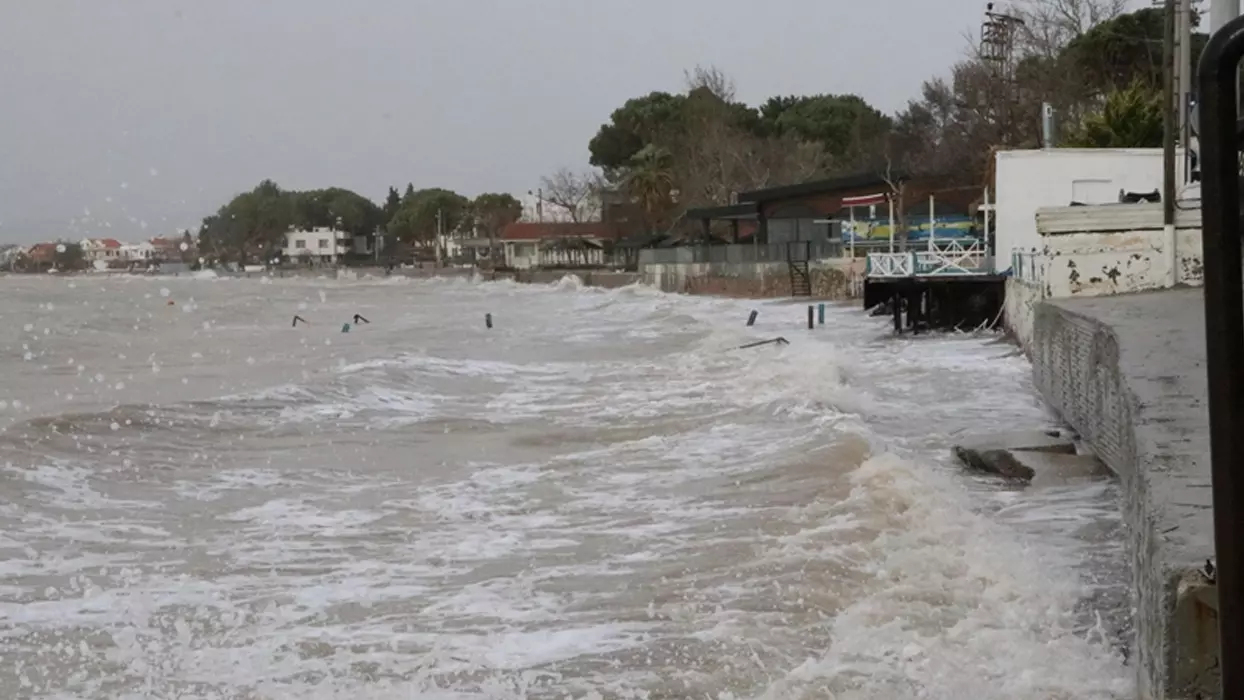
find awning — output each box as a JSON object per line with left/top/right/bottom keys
{"left": 841, "top": 193, "right": 889, "bottom": 207}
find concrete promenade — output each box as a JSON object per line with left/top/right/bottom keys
{"left": 1030, "top": 288, "right": 1218, "bottom": 699}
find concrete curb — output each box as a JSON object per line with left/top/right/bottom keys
{"left": 1031, "top": 294, "right": 1217, "bottom": 699}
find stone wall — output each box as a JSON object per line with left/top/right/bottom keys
{"left": 641, "top": 258, "right": 864, "bottom": 300}
{"left": 1031, "top": 295, "right": 1218, "bottom": 700}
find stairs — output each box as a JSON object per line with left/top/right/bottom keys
{"left": 788, "top": 260, "right": 812, "bottom": 297}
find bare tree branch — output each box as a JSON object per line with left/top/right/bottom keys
{"left": 539, "top": 169, "right": 602, "bottom": 222}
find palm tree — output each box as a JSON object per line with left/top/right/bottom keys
{"left": 1065, "top": 80, "right": 1163, "bottom": 148}
{"left": 625, "top": 145, "right": 676, "bottom": 236}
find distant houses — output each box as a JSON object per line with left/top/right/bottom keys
{"left": 2, "top": 236, "right": 196, "bottom": 272}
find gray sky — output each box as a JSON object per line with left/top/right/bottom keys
{"left": 3, "top": 0, "right": 1006, "bottom": 243}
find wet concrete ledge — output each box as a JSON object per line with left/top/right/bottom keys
{"left": 1031, "top": 289, "right": 1218, "bottom": 699}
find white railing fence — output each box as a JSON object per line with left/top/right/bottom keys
{"left": 914, "top": 239, "right": 988, "bottom": 276}
{"left": 865, "top": 252, "right": 915, "bottom": 278}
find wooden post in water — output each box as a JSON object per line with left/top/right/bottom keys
{"left": 807, "top": 305, "right": 814, "bottom": 330}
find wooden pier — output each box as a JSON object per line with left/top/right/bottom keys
{"left": 862, "top": 240, "right": 1005, "bottom": 334}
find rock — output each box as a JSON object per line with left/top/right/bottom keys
{"left": 953, "top": 446, "right": 1036, "bottom": 480}
{"left": 952, "top": 429, "right": 1078, "bottom": 481}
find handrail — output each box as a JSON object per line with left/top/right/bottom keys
{"left": 1197, "top": 14, "right": 1244, "bottom": 699}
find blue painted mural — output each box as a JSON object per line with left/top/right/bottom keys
{"left": 841, "top": 214, "right": 976, "bottom": 242}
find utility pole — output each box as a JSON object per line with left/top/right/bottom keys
{"left": 1176, "top": 0, "right": 1193, "bottom": 184}
{"left": 435, "top": 208, "right": 444, "bottom": 268}
{"left": 1162, "top": 0, "right": 1176, "bottom": 227}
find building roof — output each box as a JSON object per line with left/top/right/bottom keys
{"left": 735, "top": 171, "right": 908, "bottom": 204}
{"left": 684, "top": 171, "right": 910, "bottom": 221}
{"left": 500, "top": 222, "right": 623, "bottom": 241}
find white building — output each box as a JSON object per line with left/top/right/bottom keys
{"left": 993, "top": 148, "right": 1191, "bottom": 274}
{"left": 80, "top": 238, "right": 123, "bottom": 265}
{"left": 283, "top": 228, "right": 349, "bottom": 264}
{"left": 500, "top": 222, "right": 620, "bottom": 269}
{"left": 121, "top": 241, "right": 156, "bottom": 262}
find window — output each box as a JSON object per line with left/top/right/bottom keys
{"left": 318, "top": 239, "right": 329, "bottom": 249}
{"left": 295, "top": 240, "right": 306, "bottom": 249}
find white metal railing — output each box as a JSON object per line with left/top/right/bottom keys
{"left": 913, "top": 239, "right": 988, "bottom": 276}
{"left": 1011, "top": 249, "right": 1045, "bottom": 287}
{"left": 866, "top": 252, "right": 915, "bottom": 278}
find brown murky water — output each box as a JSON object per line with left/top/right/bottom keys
{"left": 0, "top": 273, "right": 1130, "bottom": 699}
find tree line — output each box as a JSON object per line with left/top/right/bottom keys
{"left": 197, "top": 0, "right": 1192, "bottom": 261}
{"left": 583, "top": 0, "right": 1198, "bottom": 236}
{"left": 198, "top": 180, "right": 522, "bottom": 263}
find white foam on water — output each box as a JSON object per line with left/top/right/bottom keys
{"left": 0, "top": 276, "right": 1131, "bottom": 699}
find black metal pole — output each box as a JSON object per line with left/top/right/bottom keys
{"left": 1164, "top": 0, "right": 1178, "bottom": 227}
{"left": 1198, "top": 15, "right": 1244, "bottom": 699}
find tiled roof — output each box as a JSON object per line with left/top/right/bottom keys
{"left": 500, "top": 222, "right": 623, "bottom": 241}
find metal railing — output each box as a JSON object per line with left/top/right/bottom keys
{"left": 866, "top": 239, "right": 991, "bottom": 278}
{"left": 913, "top": 239, "right": 989, "bottom": 276}
{"left": 865, "top": 252, "right": 915, "bottom": 277}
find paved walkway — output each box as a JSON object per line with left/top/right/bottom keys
{"left": 1040, "top": 288, "right": 1216, "bottom": 698}
{"left": 1048, "top": 288, "right": 1213, "bottom": 567}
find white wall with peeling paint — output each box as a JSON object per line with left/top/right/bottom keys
{"left": 1004, "top": 201, "right": 1203, "bottom": 344}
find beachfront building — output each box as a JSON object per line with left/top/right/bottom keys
{"left": 499, "top": 222, "right": 624, "bottom": 269}
{"left": 80, "top": 238, "right": 123, "bottom": 265}
{"left": 282, "top": 227, "right": 350, "bottom": 265}
{"left": 121, "top": 240, "right": 157, "bottom": 263}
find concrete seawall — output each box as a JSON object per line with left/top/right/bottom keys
{"left": 1030, "top": 290, "right": 1217, "bottom": 699}
{"left": 641, "top": 258, "right": 864, "bottom": 299}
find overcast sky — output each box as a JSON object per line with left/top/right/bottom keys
{"left": 2, "top": 0, "right": 1085, "bottom": 243}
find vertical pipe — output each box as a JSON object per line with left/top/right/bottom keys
{"left": 1178, "top": 0, "right": 1193, "bottom": 185}
{"left": 1163, "top": 0, "right": 1176, "bottom": 230}
{"left": 1199, "top": 16, "right": 1244, "bottom": 699}
{"left": 849, "top": 206, "right": 856, "bottom": 260}
{"left": 928, "top": 194, "right": 936, "bottom": 252}
{"left": 983, "top": 186, "right": 992, "bottom": 268}
{"left": 887, "top": 196, "right": 895, "bottom": 254}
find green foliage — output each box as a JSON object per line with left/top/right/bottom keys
{"left": 383, "top": 186, "right": 402, "bottom": 221}
{"left": 198, "top": 180, "right": 381, "bottom": 262}
{"left": 1065, "top": 80, "right": 1164, "bottom": 148}
{"left": 54, "top": 242, "right": 86, "bottom": 270}
{"left": 386, "top": 188, "right": 471, "bottom": 244}
{"left": 756, "top": 94, "right": 892, "bottom": 159}
{"left": 1065, "top": 8, "right": 1206, "bottom": 94}
{"left": 588, "top": 92, "right": 689, "bottom": 172}
{"left": 292, "top": 188, "right": 384, "bottom": 235}
{"left": 471, "top": 193, "right": 523, "bottom": 237}
{"left": 625, "top": 145, "right": 676, "bottom": 232}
